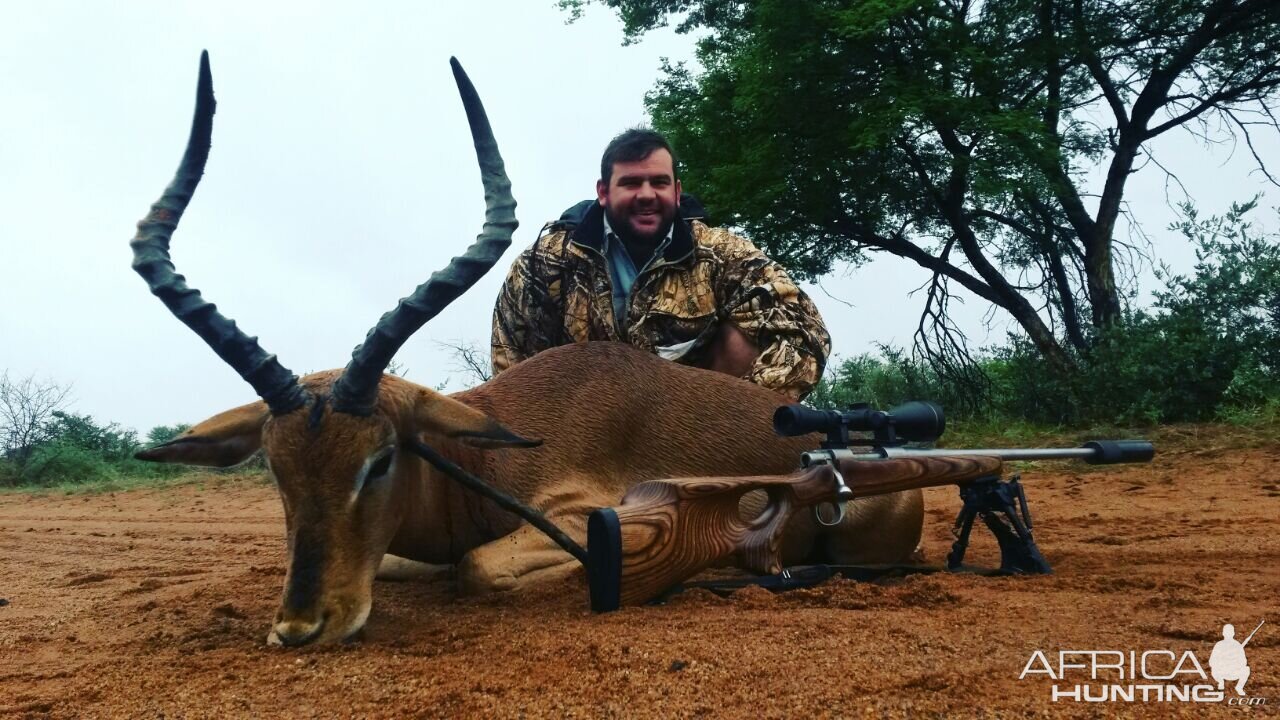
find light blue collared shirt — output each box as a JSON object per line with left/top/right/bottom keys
{"left": 602, "top": 213, "right": 673, "bottom": 331}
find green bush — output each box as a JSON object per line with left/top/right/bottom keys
{"left": 45, "top": 411, "right": 140, "bottom": 460}
{"left": 981, "top": 340, "right": 1079, "bottom": 425}
{"left": 0, "top": 458, "right": 19, "bottom": 487}
{"left": 986, "top": 308, "right": 1260, "bottom": 426}
{"left": 812, "top": 202, "right": 1280, "bottom": 427}
{"left": 21, "top": 441, "right": 118, "bottom": 486}
{"left": 1087, "top": 313, "right": 1246, "bottom": 424}
{"left": 1, "top": 411, "right": 195, "bottom": 489}
{"left": 808, "top": 346, "right": 968, "bottom": 412}
{"left": 146, "top": 423, "right": 191, "bottom": 446}
{"left": 1159, "top": 200, "right": 1280, "bottom": 400}
{"left": 870, "top": 202, "right": 1280, "bottom": 427}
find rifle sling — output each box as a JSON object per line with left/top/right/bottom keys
{"left": 406, "top": 438, "right": 589, "bottom": 565}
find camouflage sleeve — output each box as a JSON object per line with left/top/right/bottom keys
{"left": 490, "top": 242, "right": 557, "bottom": 376}
{"left": 712, "top": 231, "right": 832, "bottom": 400}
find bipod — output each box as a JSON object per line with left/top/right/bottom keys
{"left": 946, "top": 473, "right": 1052, "bottom": 574}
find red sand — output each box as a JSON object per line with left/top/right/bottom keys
{"left": 1, "top": 429, "right": 1277, "bottom": 718}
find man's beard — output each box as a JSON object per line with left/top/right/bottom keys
{"left": 605, "top": 205, "right": 677, "bottom": 252}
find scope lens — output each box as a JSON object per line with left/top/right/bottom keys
{"left": 888, "top": 401, "right": 945, "bottom": 442}
{"left": 772, "top": 405, "right": 838, "bottom": 436}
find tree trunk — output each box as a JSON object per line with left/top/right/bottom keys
{"left": 1084, "top": 135, "right": 1138, "bottom": 328}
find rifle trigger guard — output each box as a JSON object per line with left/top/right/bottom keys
{"left": 814, "top": 501, "right": 845, "bottom": 527}
{"left": 813, "top": 462, "right": 852, "bottom": 527}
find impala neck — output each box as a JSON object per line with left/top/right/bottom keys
{"left": 388, "top": 434, "right": 523, "bottom": 564}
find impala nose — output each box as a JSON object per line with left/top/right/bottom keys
{"left": 268, "top": 617, "right": 324, "bottom": 647}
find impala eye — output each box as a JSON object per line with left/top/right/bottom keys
{"left": 367, "top": 451, "right": 394, "bottom": 480}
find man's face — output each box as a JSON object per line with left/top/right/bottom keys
{"left": 596, "top": 148, "right": 682, "bottom": 248}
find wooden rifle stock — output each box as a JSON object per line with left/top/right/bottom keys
{"left": 586, "top": 454, "right": 1002, "bottom": 611}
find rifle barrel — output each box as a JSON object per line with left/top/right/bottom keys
{"left": 802, "top": 440, "right": 1153, "bottom": 468}
{"left": 1243, "top": 620, "right": 1265, "bottom": 647}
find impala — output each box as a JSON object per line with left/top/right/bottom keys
{"left": 133, "top": 52, "right": 925, "bottom": 646}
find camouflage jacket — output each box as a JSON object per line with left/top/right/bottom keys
{"left": 490, "top": 203, "right": 831, "bottom": 400}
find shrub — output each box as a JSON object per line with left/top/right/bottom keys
{"left": 981, "top": 305, "right": 1270, "bottom": 427}
{"left": 45, "top": 411, "right": 140, "bottom": 460}
{"left": 21, "top": 442, "right": 117, "bottom": 486}
{"left": 146, "top": 424, "right": 191, "bottom": 446}
{"left": 0, "top": 458, "right": 19, "bottom": 487}
{"left": 0, "top": 410, "right": 194, "bottom": 488}
{"left": 1158, "top": 200, "right": 1280, "bottom": 400}
{"left": 813, "top": 203, "right": 1280, "bottom": 429}
{"left": 808, "top": 346, "right": 950, "bottom": 412}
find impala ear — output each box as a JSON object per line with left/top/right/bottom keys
{"left": 136, "top": 400, "right": 270, "bottom": 467}
{"left": 413, "top": 390, "right": 541, "bottom": 449}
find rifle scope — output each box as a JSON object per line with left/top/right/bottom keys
{"left": 773, "top": 401, "right": 945, "bottom": 446}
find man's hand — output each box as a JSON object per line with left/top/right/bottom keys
{"left": 703, "top": 323, "right": 758, "bottom": 379}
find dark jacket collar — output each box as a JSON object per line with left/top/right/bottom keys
{"left": 570, "top": 202, "right": 694, "bottom": 265}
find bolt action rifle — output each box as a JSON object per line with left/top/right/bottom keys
{"left": 410, "top": 400, "right": 1154, "bottom": 613}
{"left": 584, "top": 402, "right": 1154, "bottom": 612}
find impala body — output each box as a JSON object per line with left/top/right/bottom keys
{"left": 133, "top": 53, "right": 924, "bottom": 647}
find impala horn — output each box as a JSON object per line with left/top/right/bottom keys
{"left": 331, "top": 57, "right": 517, "bottom": 416}
{"left": 131, "top": 51, "right": 309, "bottom": 416}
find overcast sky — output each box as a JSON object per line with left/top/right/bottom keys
{"left": 2, "top": 1, "right": 1276, "bottom": 434}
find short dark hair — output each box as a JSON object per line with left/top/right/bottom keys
{"left": 600, "top": 128, "right": 678, "bottom": 185}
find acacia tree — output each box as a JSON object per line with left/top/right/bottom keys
{"left": 566, "top": 0, "right": 1280, "bottom": 372}
{"left": 0, "top": 371, "right": 71, "bottom": 464}
{"left": 436, "top": 339, "right": 493, "bottom": 386}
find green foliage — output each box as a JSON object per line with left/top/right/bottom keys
{"left": 576, "top": 0, "right": 1280, "bottom": 367}
{"left": 814, "top": 204, "right": 1280, "bottom": 427}
{"left": 808, "top": 346, "right": 948, "bottom": 411}
{"left": 0, "top": 371, "right": 71, "bottom": 464}
{"left": 45, "top": 411, "right": 139, "bottom": 460}
{"left": 1215, "top": 396, "right": 1280, "bottom": 427}
{"left": 1160, "top": 199, "right": 1280, "bottom": 378}
{"left": 988, "top": 312, "right": 1253, "bottom": 425}
{"left": 146, "top": 423, "right": 191, "bottom": 446}
{"left": 816, "top": 313, "right": 1278, "bottom": 428}
{"left": 22, "top": 442, "right": 118, "bottom": 486}
{"left": 0, "top": 409, "right": 193, "bottom": 489}
{"left": 1053, "top": 202, "right": 1280, "bottom": 424}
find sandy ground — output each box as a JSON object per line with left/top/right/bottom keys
{"left": 1, "top": 427, "right": 1278, "bottom": 718}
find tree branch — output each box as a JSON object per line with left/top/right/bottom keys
{"left": 1071, "top": 0, "right": 1130, "bottom": 129}
{"left": 833, "top": 214, "right": 1004, "bottom": 306}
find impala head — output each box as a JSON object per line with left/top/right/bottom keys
{"left": 131, "top": 51, "right": 532, "bottom": 646}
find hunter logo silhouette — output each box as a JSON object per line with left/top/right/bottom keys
{"left": 1210, "top": 620, "right": 1264, "bottom": 696}
{"left": 1019, "top": 617, "right": 1270, "bottom": 704}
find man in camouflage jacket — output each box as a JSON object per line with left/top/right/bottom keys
{"left": 491, "top": 129, "right": 830, "bottom": 401}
